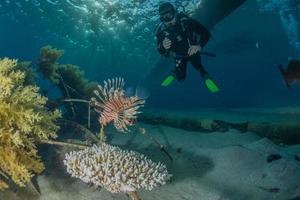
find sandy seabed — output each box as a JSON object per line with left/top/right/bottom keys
{"left": 1, "top": 108, "right": 300, "bottom": 200}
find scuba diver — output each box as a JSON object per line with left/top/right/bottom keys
{"left": 156, "top": 2, "right": 219, "bottom": 93}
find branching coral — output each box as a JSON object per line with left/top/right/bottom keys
{"left": 0, "top": 58, "right": 61, "bottom": 190}
{"left": 63, "top": 143, "right": 171, "bottom": 200}
{"left": 91, "top": 78, "right": 145, "bottom": 140}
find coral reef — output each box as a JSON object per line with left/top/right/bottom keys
{"left": 0, "top": 58, "right": 61, "bottom": 190}
{"left": 63, "top": 143, "right": 171, "bottom": 200}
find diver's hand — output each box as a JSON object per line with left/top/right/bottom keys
{"left": 162, "top": 38, "right": 172, "bottom": 50}
{"left": 188, "top": 45, "right": 201, "bottom": 56}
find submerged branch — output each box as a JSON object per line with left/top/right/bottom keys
{"left": 127, "top": 191, "right": 142, "bottom": 200}
{"left": 99, "top": 124, "right": 106, "bottom": 142}
{"left": 40, "top": 140, "right": 90, "bottom": 149}
{"left": 137, "top": 126, "right": 173, "bottom": 161}
{"left": 0, "top": 170, "right": 9, "bottom": 180}
{"left": 62, "top": 99, "right": 92, "bottom": 129}
{"left": 58, "top": 74, "right": 76, "bottom": 119}
{"left": 63, "top": 99, "right": 90, "bottom": 104}
{"left": 88, "top": 102, "right": 91, "bottom": 129}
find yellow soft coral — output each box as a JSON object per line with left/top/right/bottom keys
{"left": 0, "top": 180, "right": 8, "bottom": 190}
{"left": 0, "top": 58, "right": 61, "bottom": 190}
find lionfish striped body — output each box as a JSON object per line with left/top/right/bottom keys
{"left": 91, "top": 78, "right": 145, "bottom": 132}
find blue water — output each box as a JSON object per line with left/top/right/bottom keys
{"left": 1, "top": 0, "right": 300, "bottom": 109}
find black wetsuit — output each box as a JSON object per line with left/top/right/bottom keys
{"left": 156, "top": 13, "right": 211, "bottom": 81}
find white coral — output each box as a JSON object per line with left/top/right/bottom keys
{"left": 63, "top": 143, "right": 171, "bottom": 193}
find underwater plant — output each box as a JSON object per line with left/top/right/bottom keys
{"left": 38, "top": 45, "right": 64, "bottom": 83}
{"left": 15, "top": 61, "right": 36, "bottom": 85}
{"left": 90, "top": 78, "right": 145, "bottom": 141}
{"left": 0, "top": 58, "right": 61, "bottom": 190}
{"left": 37, "top": 46, "right": 99, "bottom": 123}
{"left": 57, "top": 64, "right": 89, "bottom": 97}
{"left": 64, "top": 143, "right": 171, "bottom": 200}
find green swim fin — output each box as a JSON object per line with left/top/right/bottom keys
{"left": 161, "top": 75, "right": 175, "bottom": 87}
{"left": 204, "top": 77, "right": 219, "bottom": 93}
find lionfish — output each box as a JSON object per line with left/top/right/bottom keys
{"left": 91, "top": 78, "right": 145, "bottom": 133}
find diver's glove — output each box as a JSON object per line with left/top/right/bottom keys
{"left": 188, "top": 45, "right": 201, "bottom": 56}
{"left": 162, "top": 38, "right": 172, "bottom": 50}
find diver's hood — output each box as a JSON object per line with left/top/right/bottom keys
{"left": 159, "top": 2, "right": 176, "bottom": 22}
